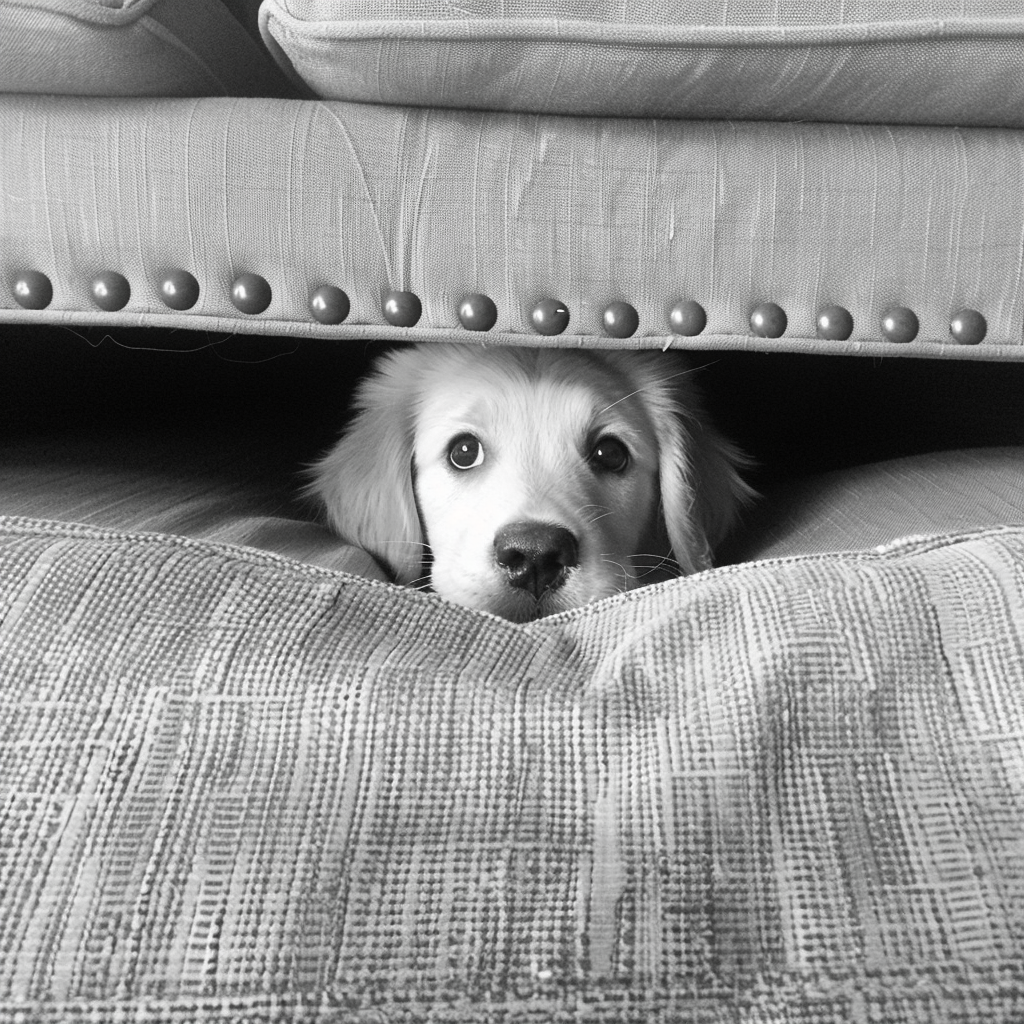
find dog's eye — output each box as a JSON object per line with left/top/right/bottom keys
{"left": 448, "top": 434, "right": 485, "bottom": 470}
{"left": 589, "top": 435, "right": 630, "bottom": 473}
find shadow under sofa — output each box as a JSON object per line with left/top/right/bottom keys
{"left": 3, "top": 3, "right": 1024, "bottom": 1023}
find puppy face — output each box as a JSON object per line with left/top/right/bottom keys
{"left": 309, "top": 344, "right": 751, "bottom": 622}
{"left": 411, "top": 352, "right": 664, "bottom": 619}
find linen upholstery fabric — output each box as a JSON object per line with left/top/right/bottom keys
{"left": 0, "top": 427, "right": 389, "bottom": 579}
{"left": 722, "top": 446, "right": 1024, "bottom": 564}
{"left": 3, "top": 95, "right": 1024, "bottom": 360}
{"left": 2, "top": 517, "right": 1024, "bottom": 1022}
{"left": 0, "top": 0, "right": 293, "bottom": 97}
{"left": 259, "top": 0, "right": 1024, "bottom": 126}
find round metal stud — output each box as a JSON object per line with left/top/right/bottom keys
{"left": 458, "top": 293, "right": 498, "bottom": 332}
{"left": 668, "top": 299, "right": 707, "bottom": 337}
{"left": 750, "top": 302, "right": 787, "bottom": 339}
{"left": 602, "top": 301, "right": 639, "bottom": 339}
{"left": 949, "top": 308, "right": 986, "bottom": 346}
{"left": 530, "top": 298, "right": 570, "bottom": 336}
{"left": 12, "top": 270, "right": 53, "bottom": 310}
{"left": 309, "top": 285, "right": 350, "bottom": 325}
{"left": 383, "top": 290, "right": 422, "bottom": 328}
{"left": 230, "top": 273, "right": 272, "bottom": 316}
{"left": 159, "top": 269, "right": 200, "bottom": 311}
{"left": 90, "top": 271, "right": 130, "bottom": 312}
{"left": 880, "top": 306, "right": 918, "bottom": 344}
{"left": 815, "top": 305, "right": 854, "bottom": 341}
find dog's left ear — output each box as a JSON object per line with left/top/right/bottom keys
{"left": 305, "top": 352, "right": 426, "bottom": 585}
{"left": 651, "top": 374, "right": 755, "bottom": 576}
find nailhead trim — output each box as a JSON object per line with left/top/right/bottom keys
{"left": 816, "top": 305, "right": 854, "bottom": 341}
{"left": 531, "top": 298, "right": 571, "bottom": 336}
{"left": 668, "top": 300, "right": 707, "bottom": 337}
{"left": 309, "top": 285, "right": 350, "bottom": 326}
{"left": 11, "top": 270, "right": 53, "bottom": 311}
{"left": 90, "top": 271, "right": 130, "bottom": 313}
{"left": 949, "top": 308, "right": 987, "bottom": 345}
{"left": 458, "top": 293, "right": 498, "bottom": 332}
{"left": 230, "top": 273, "right": 272, "bottom": 316}
{"left": 382, "top": 290, "right": 422, "bottom": 328}
{"left": 3, "top": 271, "right": 997, "bottom": 348}
{"left": 159, "top": 269, "right": 200, "bottom": 311}
{"left": 750, "top": 302, "right": 788, "bottom": 339}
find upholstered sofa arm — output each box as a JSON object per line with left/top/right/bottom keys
{"left": 2, "top": 94, "right": 1022, "bottom": 360}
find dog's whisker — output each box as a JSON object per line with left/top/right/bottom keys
{"left": 599, "top": 555, "right": 632, "bottom": 590}
{"left": 632, "top": 551, "right": 682, "bottom": 564}
{"left": 630, "top": 553, "right": 684, "bottom": 578}
{"left": 576, "top": 503, "right": 614, "bottom": 525}
{"left": 635, "top": 549, "right": 682, "bottom": 564}
{"left": 598, "top": 367, "right": 704, "bottom": 414}
{"left": 368, "top": 540, "right": 431, "bottom": 551}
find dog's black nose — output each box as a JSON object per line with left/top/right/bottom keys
{"left": 494, "top": 522, "right": 579, "bottom": 599}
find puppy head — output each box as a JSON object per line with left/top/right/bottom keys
{"left": 308, "top": 344, "right": 751, "bottom": 621}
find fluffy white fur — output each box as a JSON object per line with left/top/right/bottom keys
{"left": 308, "top": 344, "right": 752, "bottom": 622}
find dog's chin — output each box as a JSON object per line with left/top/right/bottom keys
{"left": 481, "top": 589, "right": 575, "bottom": 624}
{"left": 433, "top": 567, "right": 629, "bottom": 622}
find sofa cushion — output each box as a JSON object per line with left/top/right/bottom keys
{"left": 1, "top": 0, "right": 293, "bottom": 97}
{"left": 0, "top": 424, "right": 388, "bottom": 579}
{"left": 260, "top": 0, "right": 1024, "bottom": 126}
{"left": 1, "top": 516, "right": 1023, "bottom": 1020}
{"left": 721, "top": 446, "right": 1024, "bottom": 564}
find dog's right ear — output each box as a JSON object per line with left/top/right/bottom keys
{"left": 305, "top": 355, "right": 425, "bottom": 585}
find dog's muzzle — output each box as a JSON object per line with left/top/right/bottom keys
{"left": 493, "top": 521, "right": 579, "bottom": 599}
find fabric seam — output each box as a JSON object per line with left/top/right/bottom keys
{"left": 0, "top": 515, "right": 1019, "bottom": 627}
{"left": 262, "top": 11, "right": 1024, "bottom": 49}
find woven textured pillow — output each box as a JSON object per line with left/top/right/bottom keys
{"left": 2, "top": 517, "right": 1023, "bottom": 1021}
{"left": 0, "top": 0, "right": 292, "bottom": 97}
{"left": 260, "top": 0, "right": 1024, "bottom": 126}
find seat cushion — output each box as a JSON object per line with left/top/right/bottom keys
{"left": 0, "top": 327, "right": 389, "bottom": 579}
{"left": 2, "top": 516, "right": 1023, "bottom": 1020}
{"left": 261, "top": 0, "right": 1024, "bottom": 126}
{"left": 0, "top": 0, "right": 293, "bottom": 96}
{"left": 0, "top": 424, "right": 387, "bottom": 579}
{"left": 721, "top": 446, "right": 1024, "bottom": 564}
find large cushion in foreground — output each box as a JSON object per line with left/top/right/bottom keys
{"left": 1, "top": 518, "right": 1022, "bottom": 1022}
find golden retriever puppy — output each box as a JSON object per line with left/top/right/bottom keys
{"left": 309, "top": 344, "right": 752, "bottom": 621}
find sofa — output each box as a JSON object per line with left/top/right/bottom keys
{"left": 2, "top": 2, "right": 1024, "bottom": 1021}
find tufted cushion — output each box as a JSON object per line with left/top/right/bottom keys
{"left": 0, "top": 0, "right": 293, "bottom": 97}
{"left": 260, "top": 0, "right": 1024, "bottom": 126}
{"left": 2, "top": 517, "right": 1024, "bottom": 1021}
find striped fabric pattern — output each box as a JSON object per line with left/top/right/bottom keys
{"left": 1, "top": 517, "right": 1023, "bottom": 1022}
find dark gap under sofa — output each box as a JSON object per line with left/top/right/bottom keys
{"left": 2, "top": 2, "right": 1024, "bottom": 1022}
